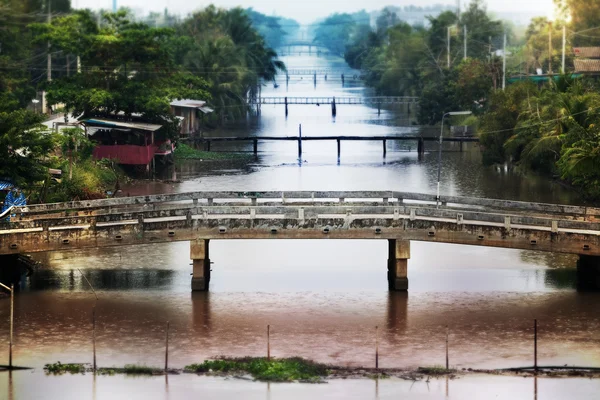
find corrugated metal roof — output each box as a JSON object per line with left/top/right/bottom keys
{"left": 574, "top": 59, "right": 600, "bottom": 72}
{"left": 573, "top": 47, "right": 600, "bottom": 58}
{"left": 170, "top": 99, "right": 207, "bottom": 109}
{"left": 82, "top": 119, "right": 163, "bottom": 132}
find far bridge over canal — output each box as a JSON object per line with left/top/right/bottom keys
{"left": 250, "top": 96, "right": 419, "bottom": 116}
{"left": 3, "top": 191, "right": 600, "bottom": 292}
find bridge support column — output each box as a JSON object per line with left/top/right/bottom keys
{"left": 417, "top": 138, "right": 424, "bottom": 156}
{"left": 577, "top": 255, "right": 600, "bottom": 291}
{"left": 191, "top": 239, "right": 211, "bottom": 291}
{"left": 388, "top": 240, "right": 409, "bottom": 291}
{"left": 331, "top": 97, "right": 337, "bottom": 117}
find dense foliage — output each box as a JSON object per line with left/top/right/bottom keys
{"left": 480, "top": 78, "right": 600, "bottom": 198}
{"left": 312, "top": 0, "right": 600, "bottom": 198}
{"left": 177, "top": 6, "right": 286, "bottom": 121}
{"left": 0, "top": 2, "right": 289, "bottom": 200}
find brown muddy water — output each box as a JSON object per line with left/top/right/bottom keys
{"left": 1, "top": 48, "right": 599, "bottom": 399}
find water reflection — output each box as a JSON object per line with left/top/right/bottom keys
{"left": 25, "top": 269, "right": 176, "bottom": 291}
{"left": 191, "top": 292, "right": 212, "bottom": 336}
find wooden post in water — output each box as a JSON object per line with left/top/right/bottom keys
{"left": 445, "top": 325, "right": 449, "bottom": 370}
{"left": 253, "top": 139, "right": 258, "bottom": 155}
{"left": 331, "top": 97, "right": 337, "bottom": 117}
{"left": 92, "top": 307, "right": 96, "bottom": 372}
{"left": 378, "top": 102, "right": 381, "bottom": 116}
{"left": 313, "top": 72, "right": 316, "bottom": 86}
{"left": 9, "top": 284, "right": 13, "bottom": 369}
{"left": 267, "top": 325, "right": 271, "bottom": 361}
{"left": 165, "top": 321, "right": 169, "bottom": 372}
{"left": 285, "top": 97, "right": 288, "bottom": 117}
{"left": 382, "top": 140, "right": 387, "bottom": 158}
{"left": 375, "top": 325, "right": 379, "bottom": 369}
{"left": 534, "top": 319, "right": 537, "bottom": 373}
{"left": 298, "top": 124, "right": 302, "bottom": 160}
{"left": 337, "top": 139, "right": 341, "bottom": 161}
{"left": 418, "top": 138, "right": 424, "bottom": 157}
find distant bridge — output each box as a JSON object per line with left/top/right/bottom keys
{"left": 249, "top": 96, "right": 420, "bottom": 116}
{"left": 251, "top": 96, "right": 419, "bottom": 105}
{"left": 282, "top": 68, "right": 356, "bottom": 76}
{"left": 3, "top": 191, "right": 600, "bottom": 291}
{"left": 279, "top": 40, "right": 326, "bottom": 48}
{"left": 197, "top": 134, "right": 477, "bottom": 158}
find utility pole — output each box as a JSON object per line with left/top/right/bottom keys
{"left": 562, "top": 24, "right": 566, "bottom": 73}
{"left": 502, "top": 33, "right": 507, "bottom": 90}
{"left": 447, "top": 26, "right": 451, "bottom": 68}
{"left": 548, "top": 21, "right": 553, "bottom": 74}
{"left": 464, "top": 25, "right": 467, "bottom": 60}
{"left": 44, "top": 0, "right": 52, "bottom": 115}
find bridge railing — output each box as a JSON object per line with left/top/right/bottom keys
{"left": 4, "top": 196, "right": 600, "bottom": 238}
{"left": 10, "top": 191, "right": 600, "bottom": 221}
{"left": 254, "top": 97, "right": 420, "bottom": 105}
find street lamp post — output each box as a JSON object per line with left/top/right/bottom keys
{"left": 437, "top": 111, "right": 473, "bottom": 203}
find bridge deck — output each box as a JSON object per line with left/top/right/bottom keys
{"left": 253, "top": 97, "right": 419, "bottom": 105}
{"left": 197, "top": 136, "right": 478, "bottom": 143}
{"left": 1, "top": 191, "right": 599, "bottom": 256}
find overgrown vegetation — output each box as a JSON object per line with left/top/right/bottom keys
{"left": 44, "top": 362, "right": 161, "bottom": 376}
{"left": 0, "top": 2, "right": 288, "bottom": 202}
{"left": 184, "top": 357, "right": 329, "bottom": 382}
{"left": 480, "top": 76, "right": 600, "bottom": 198}
{"left": 417, "top": 366, "right": 457, "bottom": 375}
{"left": 311, "top": 0, "right": 600, "bottom": 199}
{"left": 44, "top": 362, "right": 86, "bottom": 375}
{"left": 174, "top": 143, "right": 253, "bottom": 161}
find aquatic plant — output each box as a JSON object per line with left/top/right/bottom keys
{"left": 184, "top": 357, "right": 328, "bottom": 382}
{"left": 417, "top": 365, "right": 456, "bottom": 375}
{"left": 44, "top": 362, "right": 86, "bottom": 375}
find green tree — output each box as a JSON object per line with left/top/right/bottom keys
{"left": 0, "top": 110, "right": 54, "bottom": 188}
{"left": 34, "top": 11, "right": 211, "bottom": 137}
{"left": 177, "top": 6, "right": 285, "bottom": 121}
{"left": 313, "top": 13, "right": 356, "bottom": 56}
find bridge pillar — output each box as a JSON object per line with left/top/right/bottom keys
{"left": 331, "top": 97, "right": 337, "bottom": 117}
{"left": 191, "top": 239, "right": 211, "bottom": 291}
{"left": 417, "top": 138, "right": 424, "bottom": 156}
{"left": 577, "top": 255, "right": 600, "bottom": 291}
{"left": 388, "top": 240, "right": 409, "bottom": 291}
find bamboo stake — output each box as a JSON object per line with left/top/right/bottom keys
{"left": 267, "top": 325, "right": 271, "bottom": 361}
{"left": 445, "top": 325, "right": 449, "bottom": 370}
{"left": 92, "top": 307, "right": 96, "bottom": 372}
{"left": 0, "top": 282, "right": 14, "bottom": 369}
{"left": 9, "top": 284, "right": 13, "bottom": 369}
{"left": 534, "top": 319, "right": 538, "bottom": 373}
{"left": 165, "top": 321, "right": 169, "bottom": 372}
{"left": 375, "top": 325, "right": 379, "bottom": 369}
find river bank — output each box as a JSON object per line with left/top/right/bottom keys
{"left": 39, "top": 358, "right": 600, "bottom": 381}
{"left": 1, "top": 369, "right": 599, "bottom": 400}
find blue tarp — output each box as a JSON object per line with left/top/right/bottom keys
{"left": 1, "top": 181, "right": 26, "bottom": 220}
{"left": 0, "top": 181, "right": 14, "bottom": 191}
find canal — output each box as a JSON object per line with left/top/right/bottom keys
{"left": 0, "top": 47, "right": 599, "bottom": 399}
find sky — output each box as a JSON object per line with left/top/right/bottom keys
{"left": 73, "top": 0, "right": 555, "bottom": 24}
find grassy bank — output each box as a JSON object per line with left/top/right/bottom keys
{"left": 184, "top": 357, "right": 328, "bottom": 382}
{"left": 174, "top": 143, "right": 254, "bottom": 161}
{"left": 42, "top": 359, "right": 600, "bottom": 381}
{"left": 45, "top": 159, "right": 126, "bottom": 203}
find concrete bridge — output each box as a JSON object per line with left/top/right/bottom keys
{"left": 2, "top": 191, "right": 600, "bottom": 292}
